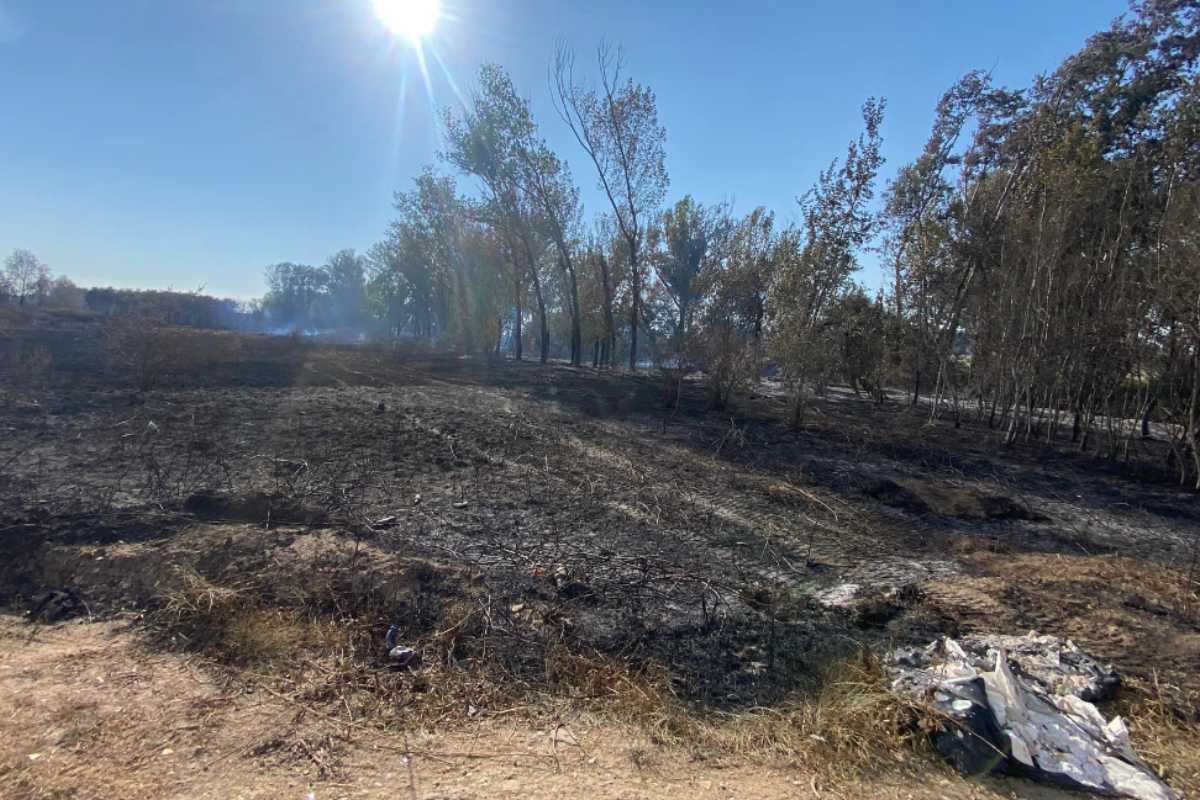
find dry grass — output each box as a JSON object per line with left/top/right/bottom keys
{"left": 49, "top": 520, "right": 1196, "bottom": 797}
{"left": 150, "top": 543, "right": 1200, "bottom": 793}
{"left": 157, "top": 567, "right": 338, "bottom": 664}
{"left": 102, "top": 315, "right": 246, "bottom": 391}
{"left": 1112, "top": 676, "right": 1200, "bottom": 793}
{"left": 153, "top": 561, "right": 932, "bottom": 780}
{"left": 602, "top": 650, "right": 930, "bottom": 775}
{"left": 0, "top": 331, "right": 53, "bottom": 402}
{"left": 0, "top": 614, "right": 1040, "bottom": 800}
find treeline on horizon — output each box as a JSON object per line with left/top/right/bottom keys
{"left": 5, "top": 1, "right": 1199, "bottom": 486}
{"left": 0, "top": 254, "right": 260, "bottom": 332}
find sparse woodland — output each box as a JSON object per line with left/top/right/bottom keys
{"left": 231, "top": 2, "right": 1200, "bottom": 487}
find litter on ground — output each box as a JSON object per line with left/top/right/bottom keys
{"left": 887, "top": 632, "right": 1174, "bottom": 800}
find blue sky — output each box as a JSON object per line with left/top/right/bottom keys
{"left": 0, "top": 0, "right": 1130, "bottom": 299}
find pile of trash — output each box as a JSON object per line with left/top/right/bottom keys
{"left": 887, "top": 632, "right": 1174, "bottom": 800}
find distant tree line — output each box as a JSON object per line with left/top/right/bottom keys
{"left": 1, "top": 248, "right": 259, "bottom": 331}
{"left": 81, "top": 287, "right": 256, "bottom": 330}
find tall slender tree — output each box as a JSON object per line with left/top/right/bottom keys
{"left": 553, "top": 43, "right": 668, "bottom": 369}
{"left": 770, "top": 98, "right": 885, "bottom": 425}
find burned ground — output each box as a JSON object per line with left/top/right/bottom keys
{"left": 1, "top": 312, "right": 1198, "bottom": 797}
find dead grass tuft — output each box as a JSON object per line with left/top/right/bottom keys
{"left": 158, "top": 568, "right": 242, "bottom": 624}
{"left": 637, "top": 650, "right": 929, "bottom": 775}
{"left": 156, "top": 567, "right": 337, "bottom": 665}
{"left": 1112, "top": 676, "right": 1200, "bottom": 792}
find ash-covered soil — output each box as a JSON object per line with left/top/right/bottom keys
{"left": 2, "top": 320, "right": 1198, "bottom": 713}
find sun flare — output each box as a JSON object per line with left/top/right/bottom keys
{"left": 373, "top": 0, "right": 440, "bottom": 42}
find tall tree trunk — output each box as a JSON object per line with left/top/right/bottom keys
{"left": 513, "top": 276, "right": 523, "bottom": 362}
{"left": 451, "top": 261, "right": 472, "bottom": 355}
{"left": 519, "top": 235, "right": 549, "bottom": 364}
{"left": 530, "top": 266, "right": 548, "bottom": 363}
{"left": 1188, "top": 349, "right": 1200, "bottom": 490}
{"left": 629, "top": 291, "right": 640, "bottom": 370}
{"left": 566, "top": 259, "right": 582, "bottom": 366}
{"left": 791, "top": 391, "right": 805, "bottom": 429}
{"left": 596, "top": 253, "right": 617, "bottom": 368}
{"left": 1140, "top": 396, "right": 1156, "bottom": 439}
{"left": 628, "top": 240, "right": 641, "bottom": 370}
{"left": 549, "top": 246, "right": 583, "bottom": 366}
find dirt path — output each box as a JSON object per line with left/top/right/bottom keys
{"left": 1, "top": 615, "right": 1071, "bottom": 800}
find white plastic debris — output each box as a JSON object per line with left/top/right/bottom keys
{"left": 384, "top": 624, "right": 420, "bottom": 668}
{"left": 388, "top": 645, "right": 419, "bottom": 667}
{"left": 966, "top": 632, "right": 1119, "bottom": 701}
{"left": 888, "top": 633, "right": 1174, "bottom": 800}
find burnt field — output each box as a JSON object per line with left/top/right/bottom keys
{"left": 2, "top": 311, "right": 1199, "bottom": 797}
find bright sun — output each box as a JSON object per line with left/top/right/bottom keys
{"left": 373, "top": 0, "right": 440, "bottom": 41}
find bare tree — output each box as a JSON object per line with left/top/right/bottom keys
{"left": 553, "top": 42, "right": 668, "bottom": 369}
{"left": 4, "top": 249, "right": 50, "bottom": 305}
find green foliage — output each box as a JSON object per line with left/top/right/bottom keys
{"left": 826, "top": 291, "right": 887, "bottom": 397}
{"left": 769, "top": 99, "right": 886, "bottom": 420}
